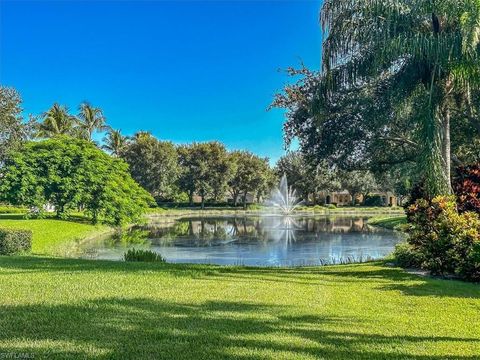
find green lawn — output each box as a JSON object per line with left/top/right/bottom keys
{"left": 0, "top": 257, "right": 478, "bottom": 359}
{"left": 0, "top": 215, "right": 478, "bottom": 359}
{"left": 368, "top": 215, "right": 408, "bottom": 231}
{"left": 0, "top": 215, "right": 109, "bottom": 255}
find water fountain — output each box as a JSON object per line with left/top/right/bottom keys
{"left": 266, "top": 173, "right": 302, "bottom": 215}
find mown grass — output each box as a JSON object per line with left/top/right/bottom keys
{"left": 0, "top": 257, "right": 478, "bottom": 359}
{"left": 0, "top": 213, "right": 478, "bottom": 359}
{"left": 368, "top": 215, "right": 408, "bottom": 231}
{"left": 0, "top": 215, "right": 109, "bottom": 255}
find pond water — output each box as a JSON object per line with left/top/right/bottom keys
{"left": 72, "top": 215, "right": 405, "bottom": 267}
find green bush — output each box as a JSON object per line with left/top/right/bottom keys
{"left": 363, "top": 195, "right": 385, "bottom": 207}
{"left": 0, "top": 228, "right": 32, "bottom": 255}
{"left": 326, "top": 204, "right": 337, "bottom": 209}
{"left": 406, "top": 196, "right": 480, "bottom": 281}
{"left": 393, "top": 242, "right": 424, "bottom": 268}
{"left": 124, "top": 248, "right": 165, "bottom": 262}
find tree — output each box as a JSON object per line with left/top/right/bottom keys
{"left": 37, "top": 103, "right": 77, "bottom": 138}
{"left": 177, "top": 142, "right": 232, "bottom": 208}
{"left": 77, "top": 102, "right": 108, "bottom": 140}
{"left": 275, "top": 152, "right": 342, "bottom": 204}
{"left": 102, "top": 128, "right": 128, "bottom": 157}
{"left": 0, "top": 137, "right": 153, "bottom": 225}
{"left": 340, "top": 171, "right": 377, "bottom": 206}
{"left": 121, "top": 132, "right": 179, "bottom": 200}
{"left": 275, "top": 152, "right": 317, "bottom": 202}
{"left": 318, "top": 0, "right": 480, "bottom": 196}
{"left": 0, "top": 87, "right": 33, "bottom": 163}
{"left": 228, "top": 151, "right": 272, "bottom": 208}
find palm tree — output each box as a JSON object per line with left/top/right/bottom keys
{"left": 102, "top": 128, "right": 128, "bottom": 157}
{"left": 319, "top": 0, "right": 480, "bottom": 196}
{"left": 77, "top": 102, "right": 107, "bottom": 140}
{"left": 38, "top": 103, "right": 77, "bottom": 138}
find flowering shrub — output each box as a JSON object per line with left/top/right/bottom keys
{"left": 453, "top": 163, "right": 480, "bottom": 214}
{"left": 401, "top": 196, "right": 480, "bottom": 281}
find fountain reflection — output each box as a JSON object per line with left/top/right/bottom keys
{"left": 75, "top": 216, "right": 404, "bottom": 266}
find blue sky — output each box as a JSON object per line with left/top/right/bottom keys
{"left": 0, "top": 0, "right": 322, "bottom": 164}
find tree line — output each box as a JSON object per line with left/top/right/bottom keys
{"left": 0, "top": 86, "right": 397, "bottom": 217}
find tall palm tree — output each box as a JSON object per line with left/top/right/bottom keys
{"left": 38, "top": 103, "right": 77, "bottom": 138}
{"left": 102, "top": 128, "right": 128, "bottom": 157}
{"left": 319, "top": 0, "right": 480, "bottom": 196}
{"left": 77, "top": 102, "right": 107, "bottom": 140}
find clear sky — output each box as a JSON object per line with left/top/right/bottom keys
{"left": 0, "top": 0, "right": 322, "bottom": 164}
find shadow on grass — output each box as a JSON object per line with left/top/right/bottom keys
{"left": 0, "top": 297, "right": 478, "bottom": 359}
{"left": 0, "top": 256, "right": 478, "bottom": 299}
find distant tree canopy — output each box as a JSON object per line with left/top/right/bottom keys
{"left": 0, "top": 137, "right": 153, "bottom": 225}
{"left": 275, "top": 151, "right": 341, "bottom": 203}
{"left": 121, "top": 132, "right": 180, "bottom": 201}
{"left": 177, "top": 142, "right": 233, "bottom": 208}
{"left": 228, "top": 151, "right": 274, "bottom": 208}
{"left": 0, "top": 86, "right": 33, "bottom": 163}
{"left": 272, "top": 1, "right": 480, "bottom": 197}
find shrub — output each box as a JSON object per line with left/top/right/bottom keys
{"left": 404, "top": 180, "right": 428, "bottom": 220}
{"left": 0, "top": 229, "right": 32, "bottom": 255}
{"left": 406, "top": 196, "right": 480, "bottom": 281}
{"left": 453, "top": 163, "right": 480, "bottom": 214}
{"left": 393, "top": 242, "right": 424, "bottom": 268}
{"left": 363, "top": 195, "right": 385, "bottom": 207}
{"left": 124, "top": 248, "right": 165, "bottom": 262}
{"left": 326, "top": 204, "right": 337, "bottom": 209}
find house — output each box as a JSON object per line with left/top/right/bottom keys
{"left": 317, "top": 191, "right": 399, "bottom": 207}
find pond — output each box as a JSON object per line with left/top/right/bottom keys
{"left": 72, "top": 215, "right": 405, "bottom": 267}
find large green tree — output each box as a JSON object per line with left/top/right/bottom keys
{"left": 228, "top": 151, "right": 272, "bottom": 208}
{"left": 274, "top": 2, "right": 480, "bottom": 197}
{"left": 121, "top": 132, "right": 179, "bottom": 200}
{"left": 0, "top": 137, "right": 153, "bottom": 225}
{"left": 340, "top": 171, "right": 378, "bottom": 206}
{"left": 275, "top": 151, "right": 341, "bottom": 204}
{"left": 0, "top": 87, "right": 33, "bottom": 163}
{"left": 177, "top": 142, "right": 232, "bottom": 208}
{"left": 320, "top": 0, "right": 480, "bottom": 196}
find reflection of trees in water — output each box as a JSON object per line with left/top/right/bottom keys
{"left": 124, "top": 216, "right": 384, "bottom": 246}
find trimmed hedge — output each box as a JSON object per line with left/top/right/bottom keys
{"left": 0, "top": 229, "right": 32, "bottom": 255}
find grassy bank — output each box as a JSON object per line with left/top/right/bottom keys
{"left": 0, "top": 215, "right": 110, "bottom": 256}
{"left": 0, "top": 257, "right": 478, "bottom": 359}
{"left": 368, "top": 215, "right": 408, "bottom": 231}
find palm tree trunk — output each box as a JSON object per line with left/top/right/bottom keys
{"left": 442, "top": 107, "right": 452, "bottom": 194}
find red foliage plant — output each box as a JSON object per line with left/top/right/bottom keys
{"left": 453, "top": 163, "right": 480, "bottom": 214}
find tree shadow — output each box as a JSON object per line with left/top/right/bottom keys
{"left": 0, "top": 297, "right": 478, "bottom": 359}
{"left": 0, "top": 257, "right": 478, "bottom": 299}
